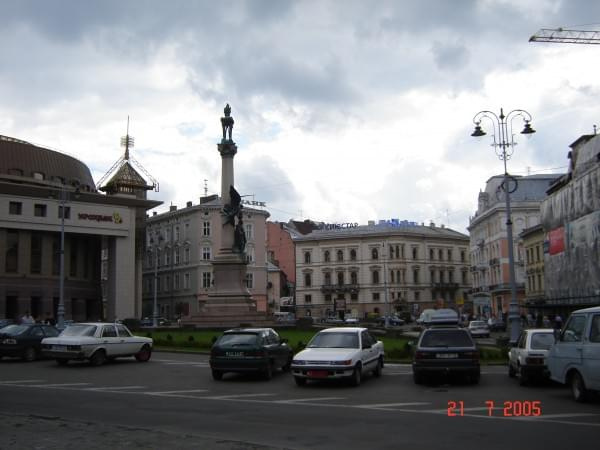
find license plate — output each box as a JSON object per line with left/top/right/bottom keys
{"left": 436, "top": 353, "right": 458, "bottom": 359}
{"left": 308, "top": 370, "right": 328, "bottom": 378}
{"left": 225, "top": 352, "right": 243, "bottom": 357}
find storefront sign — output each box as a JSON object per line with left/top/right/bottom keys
{"left": 376, "top": 219, "right": 419, "bottom": 228}
{"left": 78, "top": 212, "right": 123, "bottom": 224}
{"left": 320, "top": 223, "right": 359, "bottom": 230}
{"left": 241, "top": 200, "right": 266, "bottom": 207}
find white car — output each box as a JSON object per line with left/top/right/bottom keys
{"left": 547, "top": 306, "right": 600, "bottom": 402}
{"left": 291, "top": 327, "right": 384, "bottom": 387}
{"left": 468, "top": 321, "right": 490, "bottom": 338}
{"left": 508, "top": 329, "right": 555, "bottom": 385}
{"left": 41, "top": 322, "right": 153, "bottom": 366}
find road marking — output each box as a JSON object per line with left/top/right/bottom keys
{"left": 0, "top": 379, "right": 45, "bottom": 384}
{"left": 27, "top": 383, "right": 91, "bottom": 388}
{"left": 355, "top": 402, "right": 431, "bottom": 409}
{"left": 164, "top": 362, "right": 208, "bottom": 366}
{"left": 516, "top": 413, "right": 599, "bottom": 420}
{"left": 84, "top": 386, "right": 146, "bottom": 391}
{"left": 204, "top": 393, "right": 277, "bottom": 400}
{"left": 275, "top": 397, "right": 345, "bottom": 404}
{"left": 146, "top": 389, "right": 209, "bottom": 396}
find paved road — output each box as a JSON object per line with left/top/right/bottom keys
{"left": 1, "top": 352, "right": 598, "bottom": 450}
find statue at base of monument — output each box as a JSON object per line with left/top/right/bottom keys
{"left": 221, "top": 103, "right": 234, "bottom": 142}
{"left": 233, "top": 212, "right": 247, "bottom": 254}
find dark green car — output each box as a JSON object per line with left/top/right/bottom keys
{"left": 210, "top": 328, "right": 293, "bottom": 380}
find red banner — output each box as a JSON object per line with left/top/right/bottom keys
{"left": 548, "top": 227, "right": 565, "bottom": 255}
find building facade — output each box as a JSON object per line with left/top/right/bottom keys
{"left": 520, "top": 224, "right": 545, "bottom": 314}
{"left": 293, "top": 221, "right": 471, "bottom": 319}
{"left": 0, "top": 135, "right": 160, "bottom": 322}
{"left": 142, "top": 195, "right": 270, "bottom": 318}
{"left": 468, "top": 174, "right": 561, "bottom": 319}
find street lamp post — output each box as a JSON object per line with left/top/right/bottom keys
{"left": 471, "top": 108, "right": 536, "bottom": 345}
{"left": 150, "top": 234, "right": 163, "bottom": 328}
{"left": 382, "top": 242, "right": 389, "bottom": 329}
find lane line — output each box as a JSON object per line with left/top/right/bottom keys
{"left": 84, "top": 386, "right": 146, "bottom": 391}
{"left": 204, "top": 393, "right": 277, "bottom": 400}
{"left": 27, "top": 383, "right": 91, "bottom": 388}
{"left": 0, "top": 379, "right": 45, "bottom": 384}
{"left": 275, "top": 397, "right": 345, "bottom": 404}
{"left": 146, "top": 389, "right": 209, "bottom": 396}
{"left": 355, "top": 402, "right": 430, "bottom": 409}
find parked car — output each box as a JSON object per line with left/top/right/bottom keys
{"left": 344, "top": 317, "right": 360, "bottom": 324}
{"left": 210, "top": 328, "right": 293, "bottom": 380}
{"left": 468, "top": 321, "right": 490, "bottom": 338}
{"left": 291, "top": 327, "right": 385, "bottom": 387}
{"left": 41, "top": 322, "right": 153, "bottom": 366}
{"left": 324, "top": 317, "right": 344, "bottom": 325}
{"left": 0, "top": 319, "right": 15, "bottom": 330}
{"left": 0, "top": 324, "right": 60, "bottom": 361}
{"left": 546, "top": 306, "right": 600, "bottom": 402}
{"left": 375, "top": 316, "right": 405, "bottom": 327}
{"left": 140, "top": 317, "right": 170, "bottom": 327}
{"left": 508, "top": 329, "right": 555, "bottom": 385}
{"left": 418, "top": 309, "right": 459, "bottom": 326}
{"left": 412, "top": 325, "right": 480, "bottom": 384}
{"left": 488, "top": 318, "right": 507, "bottom": 332}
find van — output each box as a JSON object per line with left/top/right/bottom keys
{"left": 546, "top": 306, "right": 600, "bottom": 402}
{"left": 417, "top": 308, "right": 459, "bottom": 326}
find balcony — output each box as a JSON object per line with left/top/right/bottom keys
{"left": 431, "top": 282, "right": 459, "bottom": 290}
{"left": 321, "top": 284, "right": 360, "bottom": 294}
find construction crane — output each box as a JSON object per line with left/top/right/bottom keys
{"left": 529, "top": 28, "right": 600, "bottom": 44}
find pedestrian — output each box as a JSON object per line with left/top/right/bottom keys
{"left": 554, "top": 314, "right": 563, "bottom": 330}
{"left": 21, "top": 311, "right": 34, "bottom": 324}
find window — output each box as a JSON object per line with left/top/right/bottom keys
{"left": 70, "top": 239, "right": 78, "bottom": 277}
{"left": 438, "top": 249, "right": 443, "bottom": 260}
{"left": 30, "top": 233, "right": 42, "bottom": 274}
{"left": 246, "top": 273, "right": 254, "bottom": 289}
{"left": 372, "top": 270, "right": 380, "bottom": 284}
{"left": 461, "top": 250, "right": 466, "bottom": 262}
{"left": 165, "top": 276, "right": 171, "bottom": 292}
{"left": 185, "top": 223, "right": 189, "bottom": 239}
{"left": 245, "top": 223, "right": 254, "bottom": 240}
{"left": 5, "top": 230, "right": 19, "bottom": 273}
{"left": 324, "top": 250, "right": 330, "bottom": 262}
{"left": 174, "top": 247, "right": 180, "bottom": 265}
{"left": 560, "top": 315, "right": 587, "bottom": 342}
{"left": 157, "top": 277, "right": 161, "bottom": 292}
{"left": 165, "top": 250, "right": 171, "bottom": 266}
{"left": 590, "top": 315, "right": 600, "bottom": 343}
{"left": 337, "top": 250, "right": 343, "bottom": 262}
{"left": 52, "top": 235, "right": 59, "bottom": 275}
{"left": 174, "top": 274, "right": 180, "bottom": 290}
{"left": 202, "top": 272, "right": 212, "bottom": 288}
{"left": 413, "top": 268, "right": 420, "bottom": 283}
{"left": 34, "top": 204, "right": 47, "bottom": 217}
{"left": 246, "top": 246, "right": 255, "bottom": 264}
{"left": 371, "top": 248, "right": 378, "bottom": 260}
{"left": 175, "top": 226, "right": 180, "bottom": 242}
{"left": 184, "top": 273, "right": 190, "bottom": 289}
{"left": 156, "top": 249, "right": 161, "bottom": 267}
{"left": 304, "top": 294, "right": 312, "bottom": 304}
{"left": 184, "top": 247, "right": 190, "bottom": 264}
{"left": 304, "top": 273, "right": 312, "bottom": 287}
{"left": 447, "top": 249, "right": 452, "bottom": 261}
{"left": 412, "top": 247, "right": 418, "bottom": 260}
{"left": 337, "top": 272, "right": 344, "bottom": 285}
{"left": 414, "top": 291, "right": 420, "bottom": 301}
{"left": 202, "top": 246, "right": 211, "bottom": 261}
{"left": 350, "top": 249, "right": 357, "bottom": 261}
{"left": 32, "top": 171, "right": 45, "bottom": 180}
{"left": 372, "top": 292, "right": 380, "bottom": 301}
{"left": 203, "top": 221, "right": 211, "bottom": 236}
{"left": 304, "top": 251, "right": 311, "bottom": 264}
{"left": 324, "top": 272, "right": 331, "bottom": 285}
{"left": 9, "top": 202, "right": 22, "bottom": 215}
{"left": 324, "top": 294, "right": 332, "bottom": 302}
{"left": 58, "top": 205, "right": 71, "bottom": 219}
{"left": 350, "top": 293, "right": 358, "bottom": 301}
{"left": 462, "top": 271, "right": 468, "bottom": 285}
{"left": 350, "top": 271, "right": 358, "bottom": 284}
{"left": 430, "top": 249, "right": 434, "bottom": 260}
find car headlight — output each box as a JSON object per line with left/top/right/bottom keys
{"left": 292, "top": 359, "right": 305, "bottom": 365}
{"left": 332, "top": 359, "right": 353, "bottom": 366}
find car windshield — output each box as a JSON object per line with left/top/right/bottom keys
{"left": 217, "top": 333, "right": 259, "bottom": 346}
{"left": 421, "top": 330, "right": 474, "bottom": 348}
{"left": 530, "top": 332, "right": 554, "bottom": 350}
{"left": 307, "top": 332, "right": 359, "bottom": 349}
{"left": 0, "top": 324, "right": 29, "bottom": 336}
{"left": 60, "top": 325, "right": 97, "bottom": 337}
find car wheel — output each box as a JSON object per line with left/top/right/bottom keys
{"left": 518, "top": 364, "right": 528, "bottom": 386}
{"left": 373, "top": 357, "right": 383, "bottom": 378}
{"left": 263, "top": 361, "right": 274, "bottom": 380}
{"left": 570, "top": 371, "right": 589, "bottom": 403}
{"left": 294, "top": 376, "right": 306, "bottom": 386}
{"left": 212, "top": 370, "right": 223, "bottom": 381}
{"left": 56, "top": 359, "right": 69, "bottom": 366}
{"left": 22, "top": 347, "right": 37, "bottom": 362}
{"left": 90, "top": 349, "right": 107, "bottom": 367}
{"left": 350, "top": 363, "right": 362, "bottom": 387}
{"left": 508, "top": 363, "right": 516, "bottom": 378}
{"left": 134, "top": 345, "right": 152, "bottom": 362}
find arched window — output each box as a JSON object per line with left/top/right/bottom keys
{"left": 372, "top": 248, "right": 379, "bottom": 260}
{"left": 304, "top": 273, "right": 312, "bottom": 287}
{"left": 337, "top": 272, "right": 344, "bottom": 285}
{"left": 324, "top": 272, "right": 331, "bottom": 285}
{"left": 350, "top": 249, "right": 357, "bottom": 261}
{"left": 337, "top": 250, "right": 343, "bottom": 262}
{"left": 430, "top": 249, "right": 434, "bottom": 260}
{"left": 372, "top": 270, "right": 380, "bottom": 284}
{"left": 304, "top": 252, "right": 311, "bottom": 264}
{"left": 350, "top": 271, "right": 358, "bottom": 284}
{"left": 324, "top": 250, "right": 330, "bottom": 262}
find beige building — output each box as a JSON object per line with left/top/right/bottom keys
{"left": 293, "top": 221, "right": 471, "bottom": 319}
{"left": 0, "top": 135, "right": 160, "bottom": 322}
{"left": 142, "top": 195, "right": 270, "bottom": 319}
{"left": 468, "top": 174, "right": 561, "bottom": 319}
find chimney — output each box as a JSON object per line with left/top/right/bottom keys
{"left": 430, "top": 222, "right": 435, "bottom": 228}
{"left": 186, "top": 201, "right": 193, "bottom": 208}
{"left": 152, "top": 211, "right": 157, "bottom": 216}
{"left": 169, "top": 205, "right": 177, "bottom": 212}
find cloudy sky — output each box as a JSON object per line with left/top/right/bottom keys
{"left": 2, "top": 0, "right": 600, "bottom": 233}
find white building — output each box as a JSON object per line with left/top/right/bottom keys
{"left": 293, "top": 221, "right": 471, "bottom": 319}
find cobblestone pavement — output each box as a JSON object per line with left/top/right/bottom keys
{"left": 0, "top": 413, "right": 287, "bottom": 450}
